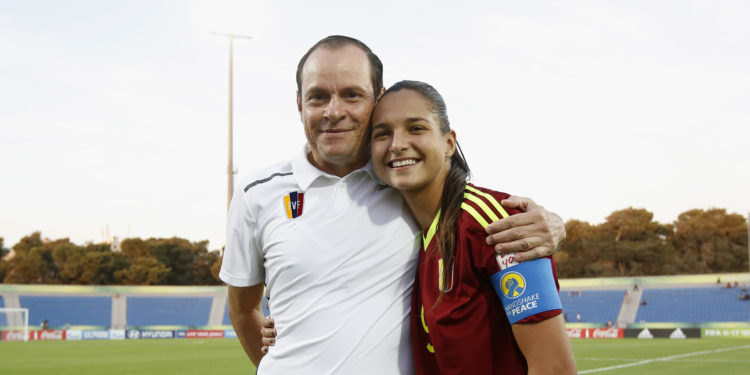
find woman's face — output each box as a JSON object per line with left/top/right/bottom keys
{"left": 370, "top": 89, "right": 455, "bottom": 193}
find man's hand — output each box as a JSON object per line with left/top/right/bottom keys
{"left": 485, "top": 196, "right": 565, "bottom": 262}
{"left": 260, "top": 316, "right": 277, "bottom": 355}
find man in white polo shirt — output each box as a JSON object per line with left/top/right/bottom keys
{"left": 220, "top": 36, "right": 566, "bottom": 374}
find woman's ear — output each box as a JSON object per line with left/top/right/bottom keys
{"left": 445, "top": 130, "right": 457, "bottom": 158}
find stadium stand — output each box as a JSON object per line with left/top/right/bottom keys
{"left": 560, "top": 289, "right": 626, "bottom": 323}
{"left": 222, "top": 296, "right": 270, "bottom": 325}
{"left": 635, "top": 287, "right": 750, "bottom": 323}
{"left": 127, "top": 296, "right": 212, "bottom": 327}
{"left": 19, "top": 295, "right": 111, "bottom": 328}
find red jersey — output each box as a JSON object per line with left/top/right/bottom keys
{"left": 411, "top": 184, "right": 561, "bottom": 375}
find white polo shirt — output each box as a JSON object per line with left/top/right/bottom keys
{"left": 220, "top": 148, "right": 421, "bottom": 375}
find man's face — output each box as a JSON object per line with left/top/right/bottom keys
{"left": 297, "top": 45, "right": 376, "bottom": 176}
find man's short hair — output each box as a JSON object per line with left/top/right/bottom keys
{"left": 296, "top": 35, "right": 383, "bottom": 96}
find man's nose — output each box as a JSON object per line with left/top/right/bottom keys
{"left": 323, "top": 96, "right": 344, "bottom": 123}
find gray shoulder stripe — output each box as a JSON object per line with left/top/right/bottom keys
{"left": 243, "top": 172, "right": 293, "bottom": 192}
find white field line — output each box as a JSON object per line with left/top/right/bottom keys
{"left": 579, "top": 357, "right": 750, "bottom": 364}
{"left": 578, "top": 344, "right": 750, "bottom": 374}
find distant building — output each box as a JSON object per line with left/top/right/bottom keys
{"left": 110, "top": 236, "right": 121, "bottom": 252}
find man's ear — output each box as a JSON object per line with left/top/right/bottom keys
{"left": 297, "top": 91, "right": 302, "bottom": 113}
{"left": 376, "top": 86, "right": 385, "bottom": 101}
{"left": 445, "top": 130, "right": 457, "bottom": 158}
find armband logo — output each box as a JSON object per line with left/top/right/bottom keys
{"left": 500, "top": 271, "right": 526, "bottom": 299}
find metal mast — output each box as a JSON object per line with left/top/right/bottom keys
{"left": 211, "top": 32, "right": 252, "bottom": 211}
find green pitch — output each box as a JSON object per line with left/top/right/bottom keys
{"left": 1, "top": 338, "right": 749, "bottom": 374}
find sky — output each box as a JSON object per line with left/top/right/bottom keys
{"left": 1, "top": 0, "right": 748, "bottom": 251}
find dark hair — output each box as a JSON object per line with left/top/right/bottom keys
{"left": 381, "top": 80, "right": 471, "bottom": 294}
{"left": 296, "top": 35, "right": 383, "bottom": 97}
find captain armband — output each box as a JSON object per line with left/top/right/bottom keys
{"left": 490, "top": 258, "right": 562, "bottom": 324}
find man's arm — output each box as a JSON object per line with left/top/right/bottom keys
{"left": 485, "top": 196, "right": 566, "bottom": 262}
{"left": 228, "top": 283, "right": 266, "bottom": 366}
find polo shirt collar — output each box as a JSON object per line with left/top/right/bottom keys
{"left": 292, "top": 145, "right": 378, "bottom": 191}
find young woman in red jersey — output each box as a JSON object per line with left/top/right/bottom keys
{"left": 370, "top": 80, "right": 576, "bottom": 375}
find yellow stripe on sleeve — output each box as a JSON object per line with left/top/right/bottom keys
{"left": 463, "top": 192, "right": 500, "bottom": 223}
{"left": 465, "top": 185, "right": 510, "bottom": 218}
{"left": 461, "top": 203, "right": 490, "bottom": 229}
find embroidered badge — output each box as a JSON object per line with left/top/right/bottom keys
{"left": 283, "top": 192, "right": 304, "bottom": 219}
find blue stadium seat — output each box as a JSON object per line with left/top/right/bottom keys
{"left": 127, "top": 296, "right": 212, "bottom": 327}
{"left": 560, "top": 290, "right": 626, "bottom": 323}
{"left": 222, "top": 296, "right": 270, "bottom": 325}
{"left": 636, "top": 287, "right": 750, "bottom": 322}
{"left": 19, "top": 295, "right": 111, "bottom": 328}
{"left": 0, "top": 295, "right": 6, "bottom": 327}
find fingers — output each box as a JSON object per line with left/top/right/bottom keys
{"left": 500, "top": 196, "right": 539, "bottom": 212}
{"left": 486, "top": 210, "right": 547, "bottom": 243}
{"left": 262, "top": 316, "right": 275, "bottom": 329}
{"left": 261, "top": 335, "right": 276, "bottom": 346}
{"left": 511, "top": 244, "right": 555, "bottom": 262}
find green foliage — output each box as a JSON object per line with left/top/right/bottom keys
{"left": 2, "top": 233, "right": 222, "bottom": 285}
{"left": 671, "top": 208, "right": 749, "bottom": 273}
{"left": 113, "top": 256, "right": 171, "bottom": 285}
{"left": 0, "top": 237, "right": 8, "bottom": 281}
{"left": 0, "top": 237, "right": 7, "bottom": 258}
{"left": 556, "top": 207, "right": 746, "bottom": 278}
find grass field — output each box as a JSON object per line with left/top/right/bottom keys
{"left": 1, "top": 338, "right": 749, "bottom": 374}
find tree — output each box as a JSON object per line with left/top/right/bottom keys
{"left": 113, "top": 256, "right": 171, "bottom": 285}
{"left": 53, "top": 242, "right": 114, "bottom": 285}
{"left": 672, "top": 209, "right": 748, "bottom": 273}
{"left": 598, "top": 208, "right": 677, "bottom": 276}
{"left": 210, "top": 249, "right": 224, "bottom": 284}
{"left": 0, "top": 237, "right": 8, "bottom": 259}
{"left": 0, "top": 237, "right": 9, "bottom": 281}
{"left": 4, "top": 232, "right": 61, "bottom": 283}
{"left": 556, "top": 220, "right": 603, "bottom": 278}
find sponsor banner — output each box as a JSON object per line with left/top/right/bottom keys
{"left": 703, "top": 329, "right": 750, "bottom": 338}
{"left": 224, "top": 329, "right": 237, "bottom": 339}
{"left": 175, "top": 330, "right": 187, "bottom": 339}
{"left": 35, "top": 330, "right": 66, "bottom": 341}
{"left": 66, "top": 330, "right": 83, "bottom": 340}
{"left": 110, "top": 330, "right": 125, "bottom": 340}
{"left": 624, "top": 328, "right": 700, "bottom": 339}
{"left": 185, "top": 330, "right": 224, "bottom": 339}
{"left": 126, "top": 330, "right": 175, "bottom": 339}
{"left": 566, "top": 328, "right": 623, "bottom": 339}
{"left": 1, "top": 330, "right": 29, "bottom": 342}
{"left": 83, "top": 330, "right": 110, "bottom": 340}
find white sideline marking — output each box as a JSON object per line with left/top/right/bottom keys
{"left": 578, "top": 344, "right": 750, "bottom": 374}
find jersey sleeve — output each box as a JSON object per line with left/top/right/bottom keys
{"left": 219, "top": 188, "right": 265, "bottom": 287}
{"left": 461, "top": 185, "right": 561, "bottom": 324}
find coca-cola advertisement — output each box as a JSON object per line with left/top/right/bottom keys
{"left": 35, "top": 330, "right": 66, "bottom": 341}
{"left": 565, "top": 328, "right": 623, "bottom": 339}
{"left": 566, "top": 328, "right": 584, "bottom": 339}
{"left": 1, "top": 330, "right": 66, "bottom": 341}
{"left": 590, "top": 328, "right": 623, "bottom": 338}
{"left": 2, "top": 330, "right": 29, "bottom": 342}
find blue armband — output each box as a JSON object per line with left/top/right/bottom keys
{"left": 490, "top": 258, "right": 562, "bottom": 324}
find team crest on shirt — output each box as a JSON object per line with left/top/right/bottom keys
{"left": 283, "top": 192, "right": 304, "bottom": 219}
{"left": 500, "top": 271, "right": 526, "bottom": 299}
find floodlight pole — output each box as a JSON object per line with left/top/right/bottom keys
{"left": 211, "top": 32, "right": 252, "bottom": 211}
